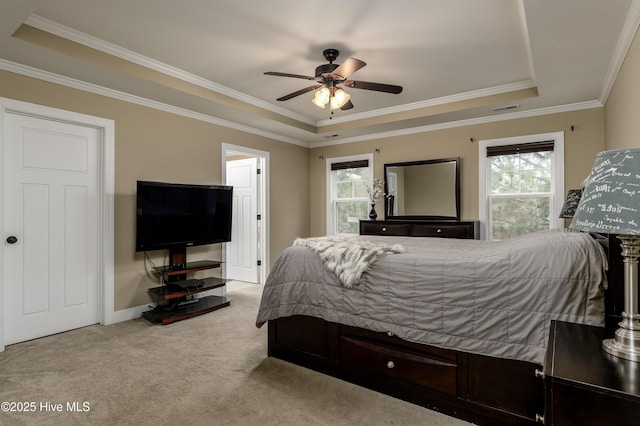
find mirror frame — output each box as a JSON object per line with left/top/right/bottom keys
{"left": 384, "top": 157, "right": 461, "bottom": 221}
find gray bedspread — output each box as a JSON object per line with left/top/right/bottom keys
{"left": 256, "top": 229, "right": 607, "bottom": 365}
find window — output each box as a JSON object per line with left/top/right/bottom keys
{"left": 479, "top": 133, "right": 564, "bottom": 240}
{"left": 326, "top": 154, "right": 373, "bottom": 235}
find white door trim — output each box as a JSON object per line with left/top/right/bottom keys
{"left": 0, "top": 97, "right": 115, "bottom": 352}
{"left": 221, "top": 143, "right": 269, "bottom": 283}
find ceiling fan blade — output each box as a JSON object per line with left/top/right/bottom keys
{"left": 330, "top": 58, "right": 366, "bottom": 80}
{"left": 340, "top": 100, "right": 354, "bottom": 111}
{"left": 343, "top": 80, "right": 403, "bottom": 94}
{"left": 264, "top": 71, "right": 316, "bottom": 81}
{"left": 276, "top": 85, "right": 322, "bottom": 101}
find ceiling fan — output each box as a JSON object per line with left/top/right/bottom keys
{"left": 264, "top": 48, "right": 403, "bottom": 111}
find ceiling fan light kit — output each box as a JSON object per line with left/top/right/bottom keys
{"left": 330, "top": 88, "right": 350, "bottom": 109}
{"left": 312, "top": 86, "right": 350, "bottom": 109}
{"left": 312, "top": 86, "right": 331, "bottom": 108}
{"left": 265, "top": 48, "right": 402, "bottom": 113}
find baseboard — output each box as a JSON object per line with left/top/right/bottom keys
{"left": 106, "top": 304, "right": 152, "bottom": 325}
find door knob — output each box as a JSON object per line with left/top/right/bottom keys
{"left": 6, "top": 236, "right": 17, "bottom": 244}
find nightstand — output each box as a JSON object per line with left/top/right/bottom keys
{"left": 545, "top": 320, "right": 640, "bottom": 425}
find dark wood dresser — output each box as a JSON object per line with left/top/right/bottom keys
{"left": 359, "top": 219, "right": 479, "bottom": 239}
{"left": 545, "top": 320, "right": 640, "bottom": 425}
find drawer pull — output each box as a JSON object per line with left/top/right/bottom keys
{"left": 382, "top": 227, "right": 387, "bottom": 232}
{"left": 535, "top": 369, "right": 545, "bottom": 379}
{"left": 386, "top": 361, "right": 395, "bottom": 369}
{"left": 437, "top": 229, "right": 442, "bottom": 233}
{"left": 387, "top": 331, "right": 394, "bottom": 337}
{"left": 535, "top": 413, "right": 545, "bottom": 424}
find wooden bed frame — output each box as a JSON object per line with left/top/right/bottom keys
{"left": 266, "top": 234, "right": 626, "bottom": 426}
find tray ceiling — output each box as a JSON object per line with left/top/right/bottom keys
{"left": 0, "top": 0, "right": 637, "bottom": 146}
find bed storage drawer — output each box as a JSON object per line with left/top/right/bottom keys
{"left": 270, "top": 316, "right": 543, "bottom": 425}
{"left": 339, "top": 330, "right": 457, "bottom": 396}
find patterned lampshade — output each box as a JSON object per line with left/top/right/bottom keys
{"left": 558, "top": 189, "right": 582, "bottom": 219}
{"left": 569, "top": 148, "right": 640, "bottom": 362}
{"left": 569, "top": 149, "right": 640, "bottom": 235}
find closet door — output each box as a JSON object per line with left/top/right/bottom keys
{"left": 3, "top": 112, "right": 100, "bottom": 345}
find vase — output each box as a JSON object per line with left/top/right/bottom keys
{"left": 368, "top": 204, "right": 377, "bottom": 220}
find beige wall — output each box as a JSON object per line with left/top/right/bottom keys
{"left": 0, "top": 70, "right": 309, "bottom": 311}
{"left": 605, "top": 26, "right": 640, "bottom": 150}
{"left": 1, "top": 65, "right": 614, "bottom": 310}
{"left": 309, "top": 108, "right": 605, "bottom": 236}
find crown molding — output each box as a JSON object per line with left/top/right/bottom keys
{"left": 23, "top": 14, "right": 316, "bottom": 127}
{"left": 1, "top": 58, "right": 604, "bottom": 150}
{"left": 517, "top": 0, "right": 537, "bottom": 83}
{"left": 317, "top": 79, "right": 538, "bottom": 127}
{"left": 0, "top": 59, "right": 308, "bottom": 147}
{"left": 600, "top": 0, "right": 640, "bottom": 104}
{"left": 311, "top": 100, "right": 603, "bottom": 148}
{"left": 21, "top": 14, "right": 541, "bottom": 132}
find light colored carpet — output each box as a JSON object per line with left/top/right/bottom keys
{"left": 0, "top": 282, "right": 471, "bottom": 425}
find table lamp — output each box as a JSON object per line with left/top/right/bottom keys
{"left": 570, "top": 148, "right": 640, "bottom": 361}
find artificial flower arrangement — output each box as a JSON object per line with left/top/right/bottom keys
{"left": 365, "top": 179, "right": 386, "bottom": 204}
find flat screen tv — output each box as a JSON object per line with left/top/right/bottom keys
{"left": 135, "top": 181, "right": 233, "bottom": 253}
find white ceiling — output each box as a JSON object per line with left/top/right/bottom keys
{"left": 0, "top": 0, "right": 638, "bottom": 146}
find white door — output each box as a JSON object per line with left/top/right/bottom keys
{"left": 226, "top": 158, "right": 259, "bottom": 283}
{"left": 3, "top": 112, "right": 100, "bottom": 345}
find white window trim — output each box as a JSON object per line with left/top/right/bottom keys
{"left": 478, "top": 132, "right": 564, "bottom": 240}
{"left": 326, "top": 153, "right": 373, "bottom": 235}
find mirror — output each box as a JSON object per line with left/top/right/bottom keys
{"left": 384, "top": 157, "right": 460, "bottom": 220}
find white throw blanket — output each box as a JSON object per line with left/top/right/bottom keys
{"left": 293, "top": 236, "right": 404, "bottom": 287}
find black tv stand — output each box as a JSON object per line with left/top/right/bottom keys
{"left": 142, "top": 250, "right": 230, "bottom": 325}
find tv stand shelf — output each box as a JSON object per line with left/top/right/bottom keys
{"left": 155, "top": 260, "right": 223, "bottom": 276}
{"left": 147, "top": 277, "right": 227, "bottom": 300}
{"left": 142, "top": 258, "right": 230, "bottom": 325}
{"left": 142, "top": 295, "right": 230, "bottom": 325}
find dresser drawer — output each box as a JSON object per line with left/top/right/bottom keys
{"left": 359, "top": 221, "right": 412, "bottom": 236}
{"left": 359, "top": 220, "right": 478, "bottom": 239}
{"left": 411, "top": 223, "right": 474, "bottom": 239}
{"left": 339, "top": 334, "right": 457, "bottom": 396}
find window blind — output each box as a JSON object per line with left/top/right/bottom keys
{"left": 486, "top": 140, "right": 554, "bottom": 157}
{"left": 330, "top": 159, "right": 369, "bottom": 171}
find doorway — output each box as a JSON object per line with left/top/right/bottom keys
{"left": 222, "top": 143, "right": 269, "bottom": 284}
{"left": 0, "top": 98, "right": 114, "bottom": 352}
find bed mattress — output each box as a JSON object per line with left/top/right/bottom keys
{"left": 256, "top": 229, "right": 607, "bottom": 364}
